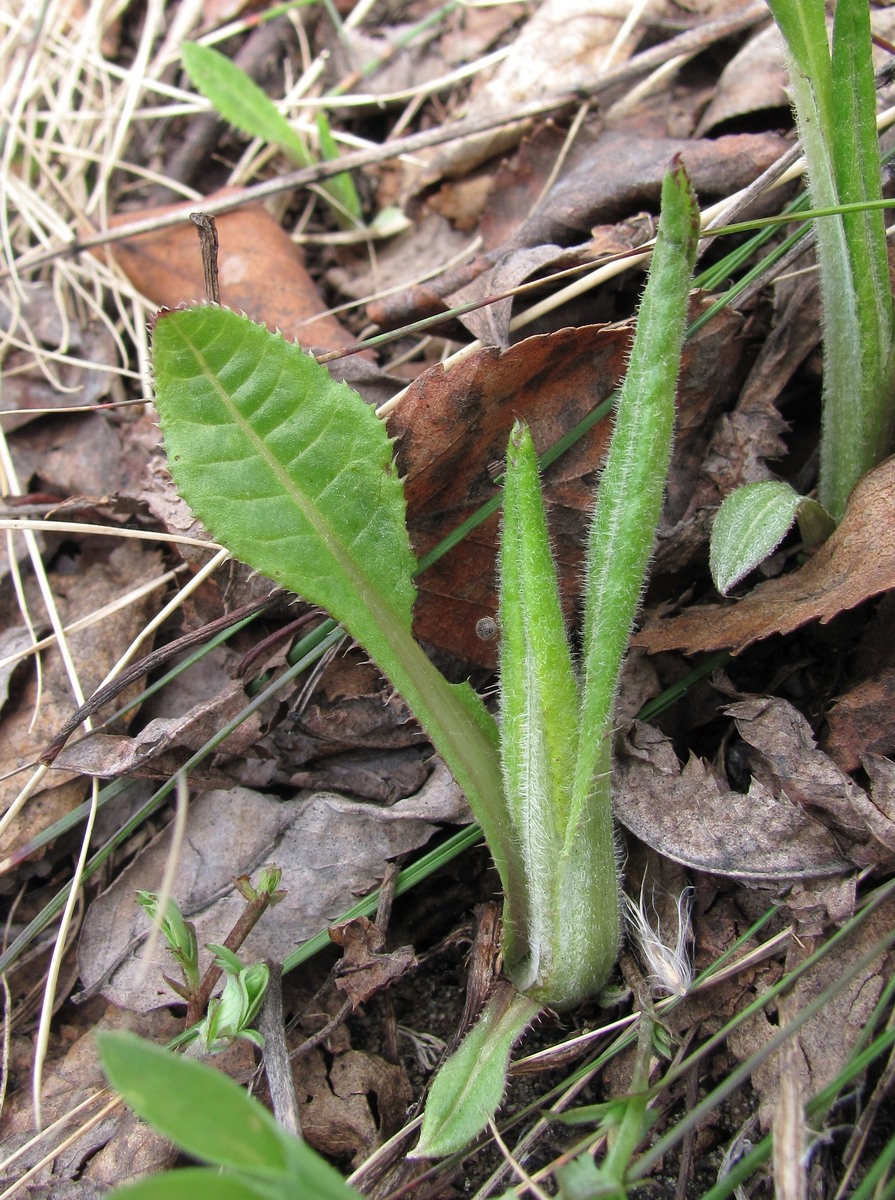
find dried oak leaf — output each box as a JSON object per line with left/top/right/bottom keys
{"left": 393, "top": 299, "right": 746, "bottom": 667}
{"left": 49, "top": 681, "right": 263, "bottom": 785}
{"left": 825, "top": 669, "right": 895, "bottom": 773}
{"left": 729, "top": 697, "right": 895, "bottom": 871}
{"left": 0, "top": 1005, "right": 182, "bottom": 1192}
{"left": 294, "top": 1035, "right": 412, "bottom": 1168}
{"left": 0, "top": 540, "right": 163, "bottom": 868}
{"left": 635, "top": 454, "right": 895, "bottom": 655}
{"left": 727, "top": 897, "right": 895, "bottom": 1133}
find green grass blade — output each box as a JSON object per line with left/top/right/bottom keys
{"left": 316, "top": 111, "right": 361, "bottom": 227}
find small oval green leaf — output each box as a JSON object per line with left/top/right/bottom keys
{"left": 182, "top": 42, "right": 311, "bottom": 167}
{"left": 709, "top": 480, "right": 834, "bottom": 595}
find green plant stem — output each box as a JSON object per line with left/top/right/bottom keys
{"left": 768, "top": 0, "right": 894, "bottom": 519}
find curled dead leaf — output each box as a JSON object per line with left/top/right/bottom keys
{"left": 613, "top": 720, "right": 852, "bottom": 882}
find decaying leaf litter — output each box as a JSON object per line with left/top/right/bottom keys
{"left": 2, "top": 0, "right": 895, "bottom": 1196}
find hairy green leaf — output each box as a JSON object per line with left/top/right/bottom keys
{"left": 413, "top": 987, "right": 540, "bottom": 1159}
{"left": 182, "top": 41, "right": 312, "bottom": 167}
{"left": 709, "top": 480, "right": 834, "bottom": 594}
{"left": 498, "top": 421, "right": 579, "bottom": 986}
{"left": 153, "top": 307, "right": 415, "bottom": 635}
{"left": 575, "top": 162, "right": 699, "bottom": 825}
{"left": 152, "top": 307, "right": 507, "bottom": 872}
{"left": 766, "top": 0, "right": 895, "bottom": 519}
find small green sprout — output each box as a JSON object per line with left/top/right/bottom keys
{"left": 186, "top": 947, "right": 270, "bottom": 1054}
{"left": 136, "top": 891, "right": 200, "bottom": 998}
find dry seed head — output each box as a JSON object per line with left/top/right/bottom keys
{"left": 624, "top": 881, "right": 693, "bottom": 997}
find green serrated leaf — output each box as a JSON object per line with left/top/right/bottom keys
{"left": 413, "top": 987, "right": 541, "bottom": 1159}
{"left": 152, "top": 306, "right": 507, "bottom": 887}
{"left": 182, "top": 42, "right": 312, "bottom": 167}
{"left": 154, "top": 306, "right": 416, "bottom": 642}
{"left": 709, "top": 480, "right": 834, "bottom": 594}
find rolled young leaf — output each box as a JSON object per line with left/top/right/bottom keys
{"left": 497, "top": 421, "right": 580, "bottom": 992}
{"left": 574, "top": 161, "right": 700, "bottom": 825}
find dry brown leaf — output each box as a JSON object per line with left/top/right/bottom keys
{"left": 728, "top": 898, "right": 895, "bottom": 1133}
{"left": 78, "top": 766, "right": 468, "bottom": 1013}
{"left": 330, "top": 915, "right": 417, "bottom": 1007}
{"left": 0, "top": 540, "right": 164, "bottom": 866}
{"left": 0, "top": 285, "right": 117, "bottom": 432}
{"left": 294, "top": 1037, "right": 412, "bottom": 1168}
{"left": 696, "top": 23, "right": 789, "bottom": 135}
{"left": 635, "top": 455, "right": 895, "bottom": 655}
{"left": 613, "top": 721, "right": 852, "bottom": 881}
{"left": 403, "top": 0, "right": 650, "bottom": 187}
{"left": 486, "top": 129, "right": 792, "bottom": 253}
{"left": 102, "top": 191, "right": 354, "bottom": 352}
{"left": 825, "top": 671, "right": 895, "bottom": 773}
{"left": 51, "top": 681, "right": 263, "bottom": 784}
{"left": 393, "top": 301, "right": 746, "bottom": 666}
{"left": 729, "top": 697, "right": 895, "bottom": 870}
{"left": 0, "top": 1005, "right": 181, "bottom": 1192}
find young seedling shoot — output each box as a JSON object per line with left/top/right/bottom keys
{"left": 149, "top": 160, "right": 699, "bottom": 1158}
{"left": 416, "top": 160, "right": 700, "bottom": 1156}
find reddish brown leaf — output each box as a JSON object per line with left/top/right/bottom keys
{"left": 392, "top": 299, "right": 747, "bottom": 666}
{"left": 101, "top": 190, "right": 354, "bottom": 352}
{"left": 635, "top": 455, "right": 895, "bottom": 655}
{"left": 294, "top": 1036, "right": 412, "bottom": 1167}
{"left": 825, "top": 671, "right": 895, "bottom": 773}
{"left": 392, "top": 323, "right": 624, "bottom": 666}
